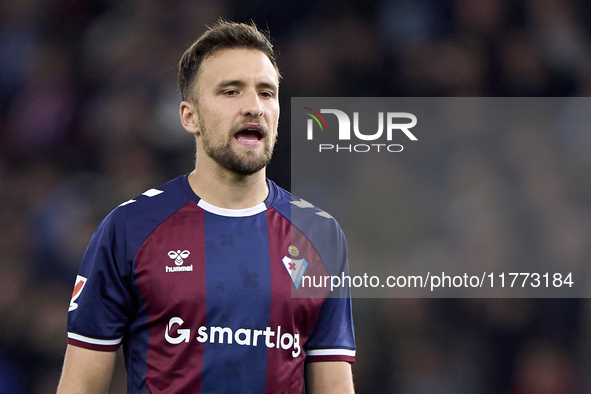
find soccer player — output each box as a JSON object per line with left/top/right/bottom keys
{"left": 57, "top": 20, "right": 355, "bottom": 393}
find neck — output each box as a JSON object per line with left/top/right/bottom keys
{"left": 187, "top": 165, "right": 269, "bottom": 209}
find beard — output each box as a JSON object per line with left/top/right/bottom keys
{"left": 199, "top": 116, "right": 277, "bottom": 176}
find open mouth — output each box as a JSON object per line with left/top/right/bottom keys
{"left": 234, "top": 125, "right": 265, "bottom": 142}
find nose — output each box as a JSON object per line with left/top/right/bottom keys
{"left": 242, "top": 91, "right": 264, "bottom": 118}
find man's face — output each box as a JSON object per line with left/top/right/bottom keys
{"left": 192, "top": 48, "right": 280, "bottom": 175}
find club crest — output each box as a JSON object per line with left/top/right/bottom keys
{"left": 282, "top": 245, "right": 308, "bottom": 289}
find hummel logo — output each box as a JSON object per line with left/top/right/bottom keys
{"left": 168, "top": 250, "right": 190, "bottom": 266}
{"left": 166, "top": 250, "right": 193, "bottom": 273}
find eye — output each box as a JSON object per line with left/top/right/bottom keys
{"left": 260, "top": 91, "right": 275, "bottom": 98}
{"left": 223, "top": 89, "right": 239, "bottom": 96}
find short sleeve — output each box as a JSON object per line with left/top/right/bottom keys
{"left": 66, "top": 208, "right": 133, "bottom": 351}
{"left": 304, "top": 297, "right": 356, "bottom": 363}
{"left": 304, "top": 228, "right": 355, "bottom": 363}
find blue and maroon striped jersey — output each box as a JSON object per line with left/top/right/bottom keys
{"left": 67, "top": 175, "right": 355, "bottom": 393}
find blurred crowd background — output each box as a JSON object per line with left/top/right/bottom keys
{"left": 1, "top": 0, "right": 591, "bottom": 392}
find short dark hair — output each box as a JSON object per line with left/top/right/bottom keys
{"left": 178, "top": 20, "right": 280, "bottom": 101}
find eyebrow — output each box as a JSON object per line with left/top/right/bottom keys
{"left": 217, "top": 79, "right": 278, "bottom": 91}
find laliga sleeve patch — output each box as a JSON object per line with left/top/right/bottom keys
{"left": 68, "top": 275, "right": 88, "bottom": 312}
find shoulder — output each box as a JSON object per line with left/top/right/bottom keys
{"left": 269, "top": 180, "right": 345, "bottom": 238}
{"left": 104, "top": 176, "right": 194, "bottom": 227}
{"left": 91, "top": 176, "right": 194, "bottom": 252}
{"left": 268, "top": 181, "right": 348, "bottom": 276}
{"left": 113, "top": 176, "right": 190, "bottom": 218}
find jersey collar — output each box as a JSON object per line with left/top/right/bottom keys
{"left": 180, "top": 174, "right": 277, "bottom": 217}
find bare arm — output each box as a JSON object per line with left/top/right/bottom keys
{"left": 57, "top": 345, "right": 117, "bottom": 394}
{"left": 305, "top": 361, "right": 355, "bottom": 394}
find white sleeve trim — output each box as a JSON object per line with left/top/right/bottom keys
{"left": 68, "top": 332, "right": 123, "bottom": 346}
{"left": 306, "top": 348, "right": 356, "bottom": 357}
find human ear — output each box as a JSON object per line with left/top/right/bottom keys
{"left": 179, "top": 101, "right": 200, "bottom": 135}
